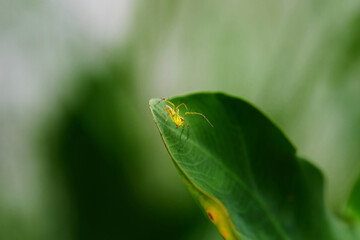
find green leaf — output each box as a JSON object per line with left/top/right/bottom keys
{"left": 347, "top": 176, "right": 360, "bottom": 221}
{"left": 149, "top": 92, "right": 358, "bottom": 240}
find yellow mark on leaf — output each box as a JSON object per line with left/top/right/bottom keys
{"left": 182, "top": 178, "right": 240, "bottom": 240}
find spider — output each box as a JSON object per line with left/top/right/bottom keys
{"left": 153, "top": 98, "right": 213, "bottom": 145}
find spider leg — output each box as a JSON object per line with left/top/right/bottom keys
{"left": 185, "top": 123, "right": 190, "bottom": 143}
{"left": 154, "top": 98, "right": 176, "bottom": 109}
{"left": 178, "top": 123, "right": 188, "bottom": 141}
{"left": 179, "top": 124, "right": 185, "bottom": 142}
{"left": 178, "top": 125, "right": 185, "bottom": 149}
{"left": 158, "top": 109, "right": 169, "bottom": 129}
{"left": 178, "top": 123, "right": 190, "bottom": 150}
{"left": 153, "top": 98, "right": 165, "bottom": 107}
{"left": 160, "top": 109, "right": 168, "bottom": 116}
{"left": 184, "top": 112, "right": 214, "bottom": 127}
{"left": 164, "top": 112, "right": 171, "bottom": 129}
{"left": 175, "top": 103, "right": 188, "bottom": 112}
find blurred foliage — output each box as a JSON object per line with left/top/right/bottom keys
{"left": 43, "top": 57, "right": 215, "bottom": 240}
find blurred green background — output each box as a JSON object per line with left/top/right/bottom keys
{"left": 1, "top": 0, "right": 360, "bottom": 239}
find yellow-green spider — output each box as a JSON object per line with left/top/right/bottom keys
{"left": 153, "top": 98, "right": 213, "bottom": 144}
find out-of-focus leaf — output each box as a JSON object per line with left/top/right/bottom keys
{"left": 347, "top": 176, "right": 360, "bottom": 221}
{"left": 149, "top": 92, "right": 359, "bottom": 240}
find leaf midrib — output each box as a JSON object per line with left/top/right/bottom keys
{"left": 154, "top": 110, "right": 290, "bottom": 240}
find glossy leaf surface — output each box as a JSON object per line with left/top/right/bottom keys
{"left": 149, "top": 93, "right": 358, "bottom": 240}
